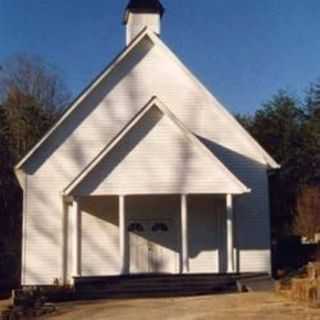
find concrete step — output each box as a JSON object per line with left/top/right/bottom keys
{"left": 74, "top": 284, "right": 237, "bottom": 300}
{"left": 76, "top": 282, "right": 235, "bottom": 293}
{"left": 75, "top": 274, "right": 238, "bottom": 284}
{"left": 74, "top": 274, "right": 239, "bottom": 299}
{"left": 75, "top": 273, "right": 238, "bottom": 281}
{"left": 76, "top": 279, "right": 235, "bottom": 288}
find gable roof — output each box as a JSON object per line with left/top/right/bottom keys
{"left": 14, "top": 27, "right": 150, "bottom": 173}
{"left": 63, "top": 97, "right": 250, "bottom": 196}
{"left": 149, "top": 33, "right": 280, "bottom": 170}
{"left": 15, "top": 28, "right": 279, "bottom": 174}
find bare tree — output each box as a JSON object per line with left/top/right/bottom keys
{"left": 294, "top": 186, "right": 320, "bottom": 241}
{"left": 0, "top": 54, "right": 71, "bottom": 160}
{"left": 0, "top": 54, "right": 70, "bottom": 113}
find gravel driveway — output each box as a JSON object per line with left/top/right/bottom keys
{"left": 44, "top": 292, "right": 320, "bottom": 320}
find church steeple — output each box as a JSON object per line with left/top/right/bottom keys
{"left": 123, "top": 0, "right": 165, "bottom": 45}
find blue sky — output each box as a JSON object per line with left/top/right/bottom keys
{"left": 0, "top": 0, "right": 319, "bottom": 114}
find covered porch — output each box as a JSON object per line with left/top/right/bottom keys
{"left": 64, "top": 193, "right": 238, "bottom": 282}
{"left": 61, "top": 98, "right": 250, "bottom": 283}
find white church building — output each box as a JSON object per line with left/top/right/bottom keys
{"left": 15, "top": 0, "right": 279, "bottom": 286}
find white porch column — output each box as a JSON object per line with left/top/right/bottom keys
{"left": 181, "top": 194, "right": 189, "bottom": 273}
{"left": 62, "top": 200, "right": 68, "bottom": 284}
{"left": 72, "top": 199, "right": 81, "bottom": 277}
{"left": 119, "top": 195, "right": 126, "bottom": 274}
{"left": 226, "top": 194, "right": 234, "bottom": 274}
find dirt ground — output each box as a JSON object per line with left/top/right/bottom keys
{"left": 0, "top": 299, "right": 11, "bottom": 313}
{"left": 43, "top": 292, "right": 320, "bottom": 320}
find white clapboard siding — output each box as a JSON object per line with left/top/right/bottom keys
{"left": 188, "top": 195, "right": 225, "bottom": 274}
{"left": 21, "top": 33, "right": 272, "bottom": 285}
{"left": 80, "top": 196, "right": 120, "bottom": 276}
{"left": 71, "top": 105, "right": 247, "bottom": 196}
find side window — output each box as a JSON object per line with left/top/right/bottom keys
{"left": 152, "top": 223, "right": 169, "bottom": 232}
{"left": 128, "top": 223, "right": 144, "bottom": 233}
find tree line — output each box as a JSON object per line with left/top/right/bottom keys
{"left": 236, "top": 85, "right": 320, "bottom": 242}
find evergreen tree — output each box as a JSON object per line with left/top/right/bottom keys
{"left": 237, "top": 91, "right": 305, "bottom": 238}
{"left": 302, "top": 80, "right": 320, "bottom": 185}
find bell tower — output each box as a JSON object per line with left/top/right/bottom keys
{"left": 123, "top": 0, "right": 165, "bottom": 45}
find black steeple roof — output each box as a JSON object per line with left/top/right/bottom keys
{"left": 124, "top": 0, "right": 165, "bottom": 23}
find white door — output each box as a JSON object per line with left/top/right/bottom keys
{"left": 128, "top": 220, "right": 177, "bottom": 274}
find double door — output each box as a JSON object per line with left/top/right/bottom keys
{"left": 128, "top": 220, "right": 177, "bottom": 274}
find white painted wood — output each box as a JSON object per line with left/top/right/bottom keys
{"left": 119, "top": 195, "right": 126, "bottom": 274}
{"left": 15, "top": 30, "right": 278, "bottom": 172}
{"left": 181, "top": 195, "right": 189, "bottom": 273}
{"left": 126, "top": 13, "right": 160, "bottom": 45}
{"left": 72, "top": 200, "right": 81, "bottom": 277}
{"left": 148, "top": 227, "right": 175, "bottom": 273}
{"left": 65, "top": 201, "right": 74, "bottom": 283}
{"left": 14, "top": 32, "right": 152, "bottom": 174}
{"left": 232, "top": 198, "right": 239, "bottom": 273}
{"left": 126, "top": 196, "right": 179, "bottom": 274}
{"left": 17, "top": 29, "right": 275, "bottom": 285}
{"left": 66, "top": 102, "right": 249, "bottom": 196}
{"left": 128, "top": 220, "right": 176, "bottom": 274}
{"left": 21, "top": 174, "right": 28, "bottom": 285}
{"left": 226, "top": 194, "right": 234, "bottom": 273}
{"left": 188, "top": 195, "right": 223, "bottom": 273}
{"left": 62, "top": 200, "right": 68, "bottom": 284}
{"left": 129, "top": 228, "right": 149, "bottom": 273}
{"left": 80, "top": 196, "right": 120, "bottom": 276}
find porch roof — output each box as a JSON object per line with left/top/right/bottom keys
{"left": 63, "top": 97, "right": 250, "bottom": 196}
